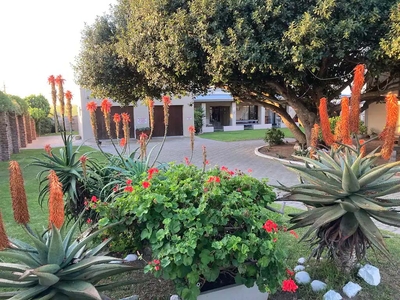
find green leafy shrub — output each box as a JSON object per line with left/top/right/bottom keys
{"left": 264, "top": 128, "right": 285, "bottom": 146}
{"left": 97, "top": 164, "right": 288, "bottom": 299}
{"left": 194, "top": 107, "right": 205, "bottom": 133}
{"left": 329, "top": 117, "right": 367, "bottom": 136}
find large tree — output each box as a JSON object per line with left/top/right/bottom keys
{"left": 75, "top": 0, "right": 400, "bottom": 144}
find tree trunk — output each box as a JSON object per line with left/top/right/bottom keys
{"left": 333, "top": 246, "right": 358, "bottom": 274}
{"left": 280, "top": 114, "right": 306, "bottom": 145}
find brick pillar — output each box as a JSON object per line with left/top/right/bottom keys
{"left": 31, "top": 118, "right": 37, "bottom": 140}
{"left": 17, "top": 115, "right": 27, "bottom": 148}
{"left": 9, "top": 112, "right": 20, "bottom": 154}
{"left": 24, "top": 114, "right": 32, "bottom": 143}
{"left": 0, "top": 112, "right": 11, "bottom": 161}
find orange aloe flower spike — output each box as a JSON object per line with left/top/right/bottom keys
{"left": 319, "top": 98, "right": 334, "bottom": 146}
{"left": 9, "top": 161, "right": 30, "bottom": 225}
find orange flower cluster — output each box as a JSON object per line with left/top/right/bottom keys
{"left": 350, "top": 64, "right": 365, "bottom": 133}
{"left": 65, "top": 90, "right": 73, "bottom": 123}
{"left": 162, "top": 95, "right": 171, "bottom": 127}
{"left": 101, "top": 99, "right": 112, "bottom": 137}
{"left": 0, "top": 211, "right": 8, "bottom": 250}
{"left": 380, "top": 93, "right": 399, "bottom": 160}
{"left": 9, "top": 161, "right": 30, "bottom": 225}
{"left": 48, "top": 170, "right": 65, "bottom": 229}
{"left": 337, "top": 97, "right": 352, "bottom": 145}
{"left": 44, "top": 144, "right": 52, "bottom": 156}
{"left": 113, "top": 113, "right": 121, "bottom": 139}
{"left": 318, "top": 98, "right": 335, "bottom": 146}
{"left": 55, "top": 75, "right": 65, "bottom": 116}
{"left": 310, "top": 123, "right": 320, "bottom": 157}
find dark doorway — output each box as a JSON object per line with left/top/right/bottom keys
{"left": 153, "top": 105, "right": 184, "bottom": 137}
{"left": 95, "top": 106, "right": 135, "bottom": 140}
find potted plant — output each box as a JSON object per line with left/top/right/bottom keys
{"left": 135, "top": 126, "right": 151, "bottom": 139}
{"left": 97, "top": 163, "right": 291, "bottom": 300}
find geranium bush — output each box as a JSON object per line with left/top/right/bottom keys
{"left": 97, "top": 163, "right": 289, "bottom": 299}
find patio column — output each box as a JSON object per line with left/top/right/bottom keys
{"left": 259, "top": 106, "right": 265, "bottom": 124}
{"left": 230, "top": 102, "right": 236, "bottom": 126}
{"left": 201, "top": 103, "right": 207, "bottom": 128}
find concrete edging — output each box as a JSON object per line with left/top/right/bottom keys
{"left": 254, "top": 146, "right": 305, "bottom": 166}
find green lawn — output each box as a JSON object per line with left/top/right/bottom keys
{"left": 0, "top": 145, "right": 99, "bottom": 241}
{"left": 199, "top": 127, "right": 298, "bottom": 142}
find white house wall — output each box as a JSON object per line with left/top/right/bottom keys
{"left": 365, "top": 102, "right": 400, "bottom": 135}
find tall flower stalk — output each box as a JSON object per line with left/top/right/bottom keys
{"left": 350, "top": 64, "right": 365, "bottom": 134}
{"left": 113, "top": 113, "right": 121, "bottom": 139}
{"left": 121, "top": 113, "right": 131, "bottom": 152}
{"left": 151, "top": 96, "right": 171, "bottom": 166}
{"left": 202, "top": 145, "right": 207, "bottom": 172}
{"left": 86, "top": 101, "right": 99, "bottom": 144}
{"left": 48, "top": 75, "right": 58, "bottom": 133}
{"left": 318, "top": 97, "right": 334, "bottom": 146}
{"left": 101, "top": 99, "right": 112, "bottom": 138}
{"left": 0, "top": 211, "right": 8, "bottom": 250}
{"left": 55, "top": 75, "right": 66, "bottom": 132}
{"left": 380, "top": 93, "right": 399, "bottom": 160}
{"left": 148, "top": 99, "right": 155, "bottom": 140}
{"left": 338, "top": 96, "right": 352, "bottom": 145}
{"left": 65, "top": 90, "right": 73, "bottom": 132}
{"left": 139, "top": 132, "right": 148, "bottom": 160}
{"left": 309, "top": 123, "right": 319, "bottom": 158}
{"left": 48, "top": 170, "right": 65, "bottom": 229}
{"left": 9, "top": 161, "right": 30, "bottom": 225}
{"left": 189, "top": 125, "right": 195, "bottom": 163}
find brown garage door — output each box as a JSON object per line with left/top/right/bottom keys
{"left": 95, "top": 106, "right": 135, "bottom": 140}
{"left": 153, "top": 105, "right": 183, "bottom": 137}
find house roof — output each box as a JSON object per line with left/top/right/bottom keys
{"left": 194, "top": 88, "right": 233, "bottom": 102}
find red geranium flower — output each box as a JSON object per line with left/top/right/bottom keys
{"left": 142, "top": 181, "right": 151, "bottom": 189}
{"left": 263, "top": 220, "right": 278, "bottom": 233}
{"left": 101, "top": 99, "right": 112, "bottom": 114}
{"left": 124, "top": 186, "right": 133, "bottom": 193}
{"left": 86, "top": 101, "right": 97, "bottom": 113}
{"left": 87, "top": 218, "right": 92, "bottom": 224}
{"left": 282, "top": 278, "right": 298, "bottom": 293}
{"left": 155, "top": 265, "right": 160, "bottom": 271}
{"left": 91, "top": 196, "right": 98, "bottom": 203}
{"left": 184, "top": 157, "right": 190, "bottom": 165}
{"left": 148, "top": 168, "right": 159, "bottom": 179}
{"left": 126, "top": 179, "right": 132, "bottom": 185}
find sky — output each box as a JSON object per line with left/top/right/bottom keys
{"left": 0, "top": 0, "right": 116, "bottom": 104}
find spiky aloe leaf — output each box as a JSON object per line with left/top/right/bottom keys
{"left": 0, "top": 263, "right": 29, "bottom": 272}
{"left": 57, "top": 256, "right": 119, "bottom": 276}
{"left": 95, "top": 278, "right": 149, "bottom": 291}
{"left": 349, "top": 195, "right": 387, "bottom": 212}
{"left": 342, "top": 161, "right": 360, "bottom": 193}
{"left": 354, "top": 210, "right": 389, "bottom": 257}
{"left": 71, "top": 264, "right": 139, "bottom": 284}
{"left": 359, "top": 161, "right": 400, "bottom": 187}
{"left": 0, "top": 292, "right": 18, "bottom": 299}
{"left": 8, "top": 285, "right": 48, "bottom": 300}
{"left": 317, "top": 150, "right": 341, "bottom": 171}
{"left": 362, "top": 178, "right": 400, "bottom": 191}
{"left": 300, "top": 205, "right": 346, "bottom": 242}
{"left": 0, "top": 251, "right": 41, "bottom": 268}
{"left": 292, "top": 156, "right": 342, "bottom": 178}
{"left": 0, "top": 278, "right": 37, "bottom": 288}
{"left": 84, "top": 237, "right": 113, "bottom": 258}
{"left": 31, "top": 271, "right": 59, "bottom": 287}
{"left": 285, "top": 165, "right": 342, "bottom": 189}
{"left": 280, "top": 193, "right": 337, "bottom": 204}
{"left": 368, "top": 210, "right": 400, "bottom": 227}
{"left": 339, "top": 213, "right": 359, "bottom": 239}
{"left": 290, "top": 206, "right": 334, "bottom": 229}
{"left": 369, "top": 184, "right": 400, "bottom": 198}
{"left": 47, "top": 227, "right": 64, "bottom": 266}
{"left": 337, "top": 199, "right": 359, "bottom": 213}
{"left": 22, "top": 226, "right": 48, "bottom": 264}
{"left": 34, "top": 264, "right": 60, "bottom": 274}
{"left": 54, "top": 281, "right": 101, "bottom": 300}
{"left": 32, "top": 289, "right": 58, "bottom": 300}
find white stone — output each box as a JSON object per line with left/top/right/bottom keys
{"left": 343, "top": 281, "right": 362, "bottom": 298}
{"left": 323, "top": 290, "right": 343, "bottom": 300}
{"left": 124, "top": 254, "right": 138, "bottom": 262}
{"left": 109, "top": 260, "right": 122, "bottom": 264}
{"left": 297, "top": 257, "right": 306, "bottom": 264}
{"left": 358, "top": 264, "right": 381, "bottom": 286}
{"left": 294, "top": 265, "right": 305, "bottom": 272}
{"left": 170, "top": 295, "right": 180, "bottom": 300}
{"left": 294, "top": 271, "right": 311, "bottom": 284}
{"left": 311, "top": 280, "right": 327, "bottom": 292}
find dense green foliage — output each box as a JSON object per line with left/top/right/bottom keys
{"left": 194, "top": 107, "right": 204, "bottom": 134}
{"left": 97, "top": 164, "right": 287, "bottom": 299}
{"left": 0, "top": 91, "right": 14, "bottom": 113}
{"left": 25, "top": 94, "right": 51, "bottom": 134}
{"left": 264, "top": 128, "right": 285, "bottom": 146}
{"left": 75, "top": 0, "right": 400, "bottom": 144}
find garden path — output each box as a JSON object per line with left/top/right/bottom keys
{"left": 27, "top": 135, "right": 400, "bottom": 234}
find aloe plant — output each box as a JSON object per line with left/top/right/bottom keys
{"left": 0, "top": 217, "right": 143, "bottom": 299}
{"left": 277, "top": 142, "right": 400, "bottom": 271}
